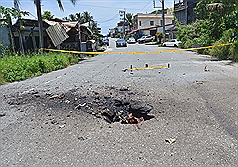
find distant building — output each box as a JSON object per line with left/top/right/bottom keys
{"left": 174, "top": 0, "right": 200, "bottom": 26}
{"left": 133, "top": 13, "right": 174, "bottom": 36}
{"left": 117, "top": 22, "right": 124, "bottom": 33}
{"left": 127, "top": 13, "right": 175, "bottom": 40}
{"left": 2, "top": 18, "right": 92, "bottom": 52}
{"left": 163, "top": 0, "right": 200, "bottom": 40}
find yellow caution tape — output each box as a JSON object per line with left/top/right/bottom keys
{"left": 184, "top": 42, "right": 237, "bottom": 51}
{"left": 40, "top": 42, "right": 237, "bottom": 55}
{"left": 40, "top": 48, "right": 158, "bottom": 55}
{"left": 130, "top": 64, "right": 170, "bottom": 71}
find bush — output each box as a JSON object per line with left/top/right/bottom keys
{"left": 209, "top": 29, "right": 238, "bottom": 61}
{"left": 0, "top": 52, "right": 79, "bottom": 84}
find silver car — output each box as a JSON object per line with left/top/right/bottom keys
{"left": 127, "top": 37, "right": 136, "bottom": 44}
{"left": 116, "top": 39, "right": 127, "bottom": 47}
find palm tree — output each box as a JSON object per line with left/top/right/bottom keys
{"left": 81, "top": 11, "right": 93, "bottom": 24}
{"left": 14, "top": 0, "right": 78, "bottom": 50}
{"left": 125, "top": 13, "right": 134, "bottom": 32}
{"left": 42, "top": 11, "right": 54, "bottom": 20}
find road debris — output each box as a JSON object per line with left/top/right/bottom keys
{"left": 75, "top": 103, "right": 87, "bottom": 109}
{"left": 58, "top": 93, "right": 65, "bottom": 99}
{"left": 204, "top": 65, "right": 209, "bottom": 72}
{"left": 78, "top": 136, "right": 87, "bottom": 141}
{"left": 8, "top": 86, "right": 154, "bottom": 125}
{"left": 51, "top": 120, "right": 58, "bottom": 125}
{"left": 59, "top": 124, "right": 65, "bottom": 128}
{"left": 195, "top": 81, "right": 204, "bottom": 84}
{"left": 165, "top": 138, "right": 176, "bottom": 144}
{"left": 0, "top": 113, "right": 6, "bottom": 117}
{"left": 122, "top": 68, "right": 128, "bottom": 72}
{"left": 49, "top": 95, "right": 58, "bottom": 99}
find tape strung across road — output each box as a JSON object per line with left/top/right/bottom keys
{"left": 130, "top": 64, "right": 170, "bottom": 71}
{"left": 129, "top": 62, "right": 170, "bottom": 71}
{"left": 40, "top": 42, "right": 237, "bottom": 55}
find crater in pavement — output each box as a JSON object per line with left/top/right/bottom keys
{"left": 7, "top": 86, "right": 154, "bottom": 124}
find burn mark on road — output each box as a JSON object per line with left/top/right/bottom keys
{"left": 8, "top": 86, "right": 154, "bottom": 124}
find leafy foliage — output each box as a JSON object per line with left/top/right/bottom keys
{"left": 0, "top": 52, "right": 79, "bottom": 84}
{"left": 125, "top": 13, "right": 134, "bottom": 31}
{"left": 177, "top": 0, "right": 238, "bottom": 61}
{"left": 0, "top": 6, "right": 29, "bottom": 19}
{"left": 42, "top": 10, "right": 54, "bottom": 20}
{"left": 209, "top": 29, "right": 238, "bottom": 61}
{"left": 63, "top": 11, "right": 102, "bottom": 40}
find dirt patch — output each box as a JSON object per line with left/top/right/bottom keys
{"left": 7, "top": 86, "right": 154, "bottom": 124}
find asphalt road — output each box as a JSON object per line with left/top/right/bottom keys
{"left": 0, "top": 38, "right": 237, "bottom": 166}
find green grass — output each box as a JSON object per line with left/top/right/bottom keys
{"left": 0, "top": 52, "right": 79, "bottom": 85}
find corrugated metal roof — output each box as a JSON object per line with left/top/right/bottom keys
{"left": 46, "top": 23, "right": 69, "bottom": 47}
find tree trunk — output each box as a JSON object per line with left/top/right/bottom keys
{"left": 35, "top": 0, "right": 44, "bottom": 52}
{"left": 7, "top": 17, "right": 16, "bottom": 53}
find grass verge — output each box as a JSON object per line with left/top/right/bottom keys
{"left": 0, "top": 52, "right": 79, "bottom": 85}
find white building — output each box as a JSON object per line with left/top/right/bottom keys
{"left": 133, "top": 13, "right": 174, "bottom": 36}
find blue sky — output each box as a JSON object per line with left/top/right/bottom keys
{"left": 1, "top": 0, "right": 175, "bottom": 34}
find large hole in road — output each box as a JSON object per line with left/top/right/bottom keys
{"left": 8, "top": 86, "right": 154, "bottom": 124}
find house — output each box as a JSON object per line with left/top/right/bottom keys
{"left": 174, "top": 0, "right": 200, "bottom": 26}
{"left": 44, "top": 20, "right": 92, "bottom": 51}
{"left": 130, "top": 13, "right": 175, "bottom": 40}
{"left": 4, "top": 18, "right": 92, "bottom": 52}
{"left": 164, "top": 0, "right": 200, "bottom": 40}
{"left": 0, "top": 20, "right": 11, "bottom": 49}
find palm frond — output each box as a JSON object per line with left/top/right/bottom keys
{"left": 70, "top": 0, "right": 77, "bottom": 5}
{"left": 207, "top": 3, "right": 224, "bottom": 11}
{"left": 14, "top": 0, "right": 20, "bottom": 10}
{"left": 57, "top": 0, "right": 64, "bottom": 11}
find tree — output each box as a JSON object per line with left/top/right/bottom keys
{"left": 177, "top": 0, "right": 238, "bottom": 61}
{"left": 0, "top": 6, "right": 29, "bottom": 53}
{"left": 81, "top": 11, "right": 93, "bottom": 24}
{"left": 195, "top": 0, "right": 237, "bottom": 40}
{"left": 63, "top": 12, "right": 101, "bottom": 40}
{"left": 14, "top": 0, "right": 78, "bottom": 50}
{"left": 42, "top": 10, "right": 54, "bottom": 20}
{"left": 63, "top": 12, "right": 81, "bottom": 21}
{"left": 125, "top": 13, "right": 133, "bottom": 32}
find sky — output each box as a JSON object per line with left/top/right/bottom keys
{"left": 0, "top": 0, "right": 175, "bottom": 35}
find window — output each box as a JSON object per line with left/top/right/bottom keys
{"left": 150, "top": 21, "right": 154, "bottom": 26}
{"left": 139, "top": 21, "right": 141, "bottom": 26}
{"left": 172, "top": 20, "right": 175, "bottom": 24}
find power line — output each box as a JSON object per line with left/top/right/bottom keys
{"left": 98, "top": 13, "right": 119, "bottom": 23}
{"left": 137, "top": 0, "right": 152, "bottom": 13}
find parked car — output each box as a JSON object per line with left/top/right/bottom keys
{"left": 116, "top": 39, "right": 127, "bottom": 47}
{"left": 163, "top": 39, "right": 181, "bottom": 47}
{"left": 127, "top": 37, "right": 136, "bottom": 44}
{"left": 102, "top": 37, "right": 109, "bottom": 46}
{"left": 137, "top": 35, "right": 154, "bottom": 44}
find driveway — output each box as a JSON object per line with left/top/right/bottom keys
{"left": 0, "top": 41, "right": 237, "bottom": 166}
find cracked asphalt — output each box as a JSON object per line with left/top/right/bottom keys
{"left": 0, "top": 38, "right": 237, "bottom": 166}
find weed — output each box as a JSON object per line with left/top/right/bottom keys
{"left": 0, "top": 52, "right": 79, "bottom": 85}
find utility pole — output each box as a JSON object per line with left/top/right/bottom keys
{"left": 161, "top": 0, "right": 165, "bottom": 42}
{"left": 123, "top": 9, "right": 126, "bottom": 39}
{"left": 35, "top": 0, "right": 44, "bottom": 51}
{"left": 153, "top": 0, "right": 165, "bottom": 42}
{"left": 119, "top": 9, "right": 126, "bottom": 39}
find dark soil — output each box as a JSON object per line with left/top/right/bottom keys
{"left": 6, "top": 86, "right": 154, "bottom": 124}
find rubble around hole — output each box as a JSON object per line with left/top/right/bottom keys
{"left": 9, "top": 86, "right": 155, "bottom": 124}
